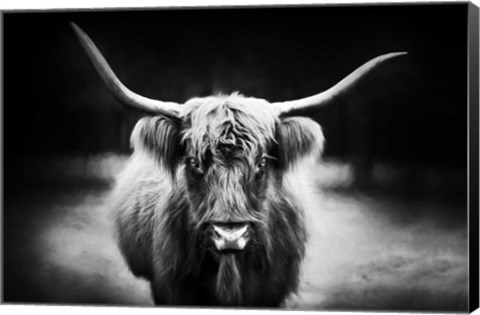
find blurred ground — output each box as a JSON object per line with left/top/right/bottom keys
{"left": 3, "top": 155, "right": 468, "bottom": 311}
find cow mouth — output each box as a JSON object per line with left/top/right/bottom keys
{"left": 216, "top": 249, "right": 244, "bottom": 255}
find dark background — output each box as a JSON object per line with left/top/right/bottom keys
{"left": 2, "top": 4, "right": 471, "bottom": 309}
{"left": 4, "top": 4, "right": 467, "bottom": 196}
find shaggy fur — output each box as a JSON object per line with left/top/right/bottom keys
{"left": 110, "top": 93, "right": 324, "bottom": 307}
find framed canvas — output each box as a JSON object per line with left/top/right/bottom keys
{"left": 1, "top": 1, "right": 479, "bottom": 313}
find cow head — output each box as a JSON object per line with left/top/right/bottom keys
{"left": 71, "top": 22, "right": 406, "bottom": 271}
{"left": 128, "top": 93, "right": 324, "bottom": 259}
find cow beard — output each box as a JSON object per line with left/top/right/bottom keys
{"left": 192, "top": 228, "right": 269, "bottom": 306}
{"left": 215, "top": 255, "right": 242, "bottom": 305}
{"left": 208, "top": 237, "right": 269, "bottom": 306}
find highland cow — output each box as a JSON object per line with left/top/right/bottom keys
{"left": 72, "top": 23, "right": 406, "bottom": 307}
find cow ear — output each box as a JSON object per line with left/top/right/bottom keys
{"left": 131, "top": 116, "right": 183, "bottom": 176}
{"left": 275, "top": 117, "right": 324, "bottom": 169}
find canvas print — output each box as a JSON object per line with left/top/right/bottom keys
{"left": 2, "top": 3, "right": 478, "bottom": 312}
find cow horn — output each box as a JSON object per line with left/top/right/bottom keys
{"left": 274, "top": 52, "right": 407, "bottom": 116}
{"left": 71, "top": 22, "right": 180, "bottom": 116}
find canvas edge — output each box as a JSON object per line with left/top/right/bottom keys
{"left": 468, "top": 1, "right": 479, "bottom": 313}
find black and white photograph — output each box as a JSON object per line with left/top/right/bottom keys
{"left": 2, "top": 1, "right": 479, "bottom": 313}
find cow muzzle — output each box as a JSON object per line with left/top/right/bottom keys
{"left": 210, "top": 223, "right": 251, "bottom": 252}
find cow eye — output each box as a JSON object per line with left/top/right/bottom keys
{"left": 188, "top": 157, "right": 203, "bottom": 173}
{"left": 257, "top": 157, "right": 267, "bottom": 170}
